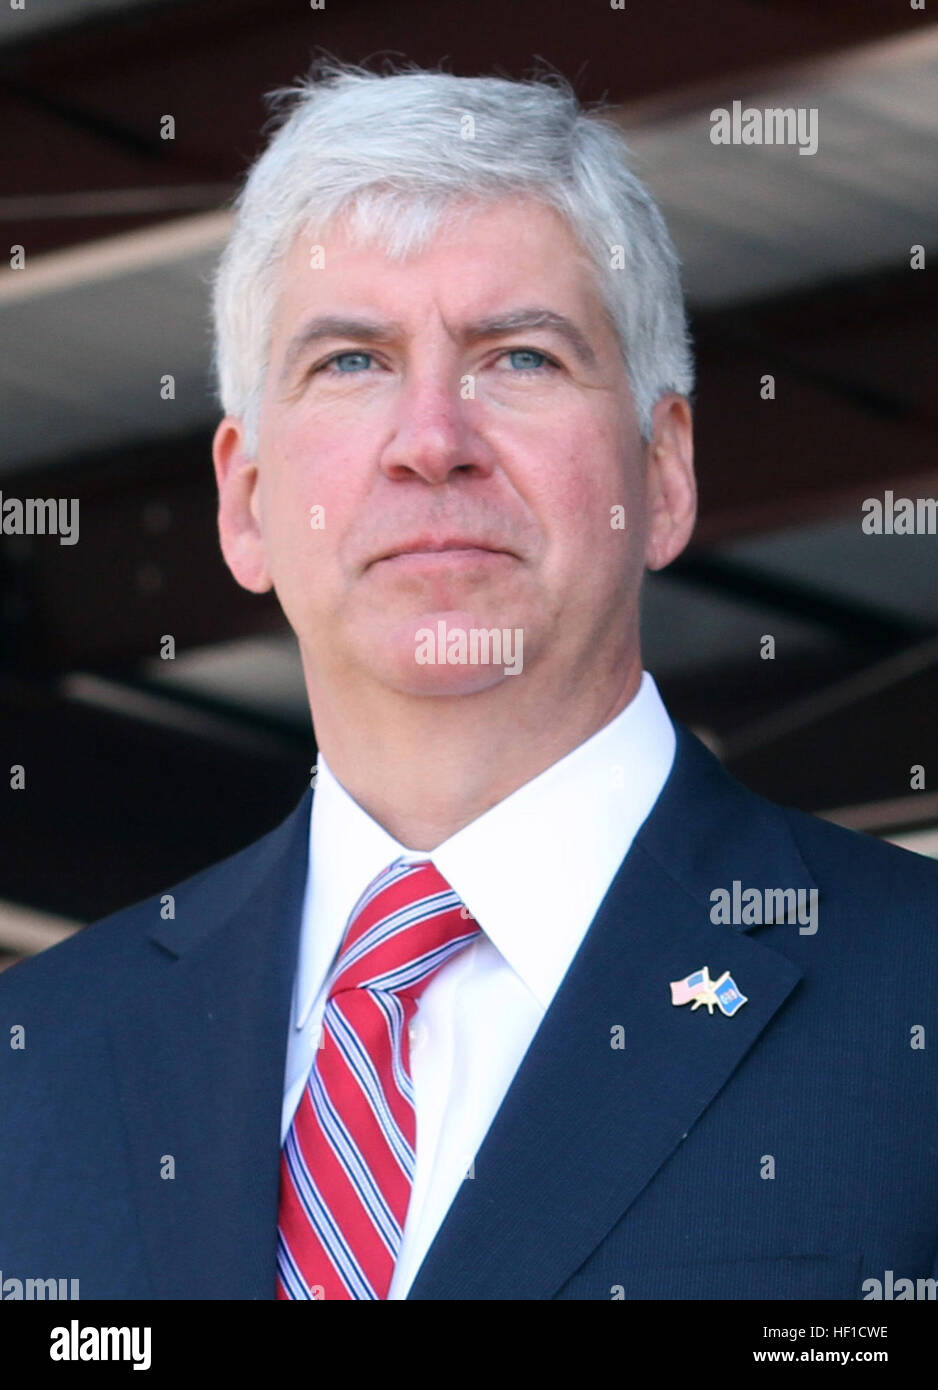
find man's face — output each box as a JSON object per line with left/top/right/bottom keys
{"left": 216, "top": 197, "right": 691, "bottom": 701}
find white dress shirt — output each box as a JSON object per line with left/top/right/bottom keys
{"left": 280, "top": 669, "right": 676, "bottom": 1298}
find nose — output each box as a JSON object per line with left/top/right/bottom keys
{"left": 378, "top": 369, "right": 496, "bottom": 485}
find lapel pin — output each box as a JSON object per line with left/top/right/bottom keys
{"left": 670, "top": 966, "right": 747, "bottom": 1016}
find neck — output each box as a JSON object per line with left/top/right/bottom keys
{"left": 307, "top": 655, "right": 644, "bottom": 850}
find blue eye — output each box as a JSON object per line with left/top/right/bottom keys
{"left": 506, "top": 349, "right": 551, "bottom": 371}
{"left": 328, "top": 351, "right": 373, "bottom": 372}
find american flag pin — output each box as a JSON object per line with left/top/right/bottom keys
{"left": 670, "top": 965, "right": 747, "bottom": 1016}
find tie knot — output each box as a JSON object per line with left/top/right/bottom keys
{"left": 327, "top": 858, "right": 480, "bottom": 1003}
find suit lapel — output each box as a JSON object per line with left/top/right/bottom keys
{"left": 106, "top": 789, "right": 312, "bottom": 1299}
{"left": 408, "top": 728, "right": 814, "bottom": 1299}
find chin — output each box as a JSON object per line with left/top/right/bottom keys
{"left": 402, "top": 668, "right": 510, "bottom": 697}
{"left": 377, "top": 649, "right": 514, "bottom": 697}
{"left": 360, "top": 614, "right": 518, "bottom": 695}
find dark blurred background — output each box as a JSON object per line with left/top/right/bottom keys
{"left": 1, "top": 0, "right": 936, "bottom": 964}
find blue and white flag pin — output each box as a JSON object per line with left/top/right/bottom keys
{"left": 670, "top": 966, "right": 747, "bottom": 1016}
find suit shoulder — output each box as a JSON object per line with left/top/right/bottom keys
{"left": 779, "top": 799, "right": 938, "bottom": 889}
{"left": 770, "top": 799, "right": 938, "bottom": 955}
{"left": 665, "top": 729, "right": 938, "bottom": 955}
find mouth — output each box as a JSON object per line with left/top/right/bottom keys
{"left": 373, "top": 538, "right": 513, "bottom": 564}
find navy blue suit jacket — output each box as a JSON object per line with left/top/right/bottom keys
{"left": 2, "top": 725, "right": 937, "bottom": 1299}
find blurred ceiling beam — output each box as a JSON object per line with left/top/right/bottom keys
{"left": 0, "top": 0, "right": 922, "bottom": 255}
{"left": 0, "top": 671, "right": 312, "bottom": 922}
{"left": 692, "top": 266, "right": 938, "bottom": 544}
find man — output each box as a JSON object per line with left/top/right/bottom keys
{"left": 2, "top": 62, "right": 936, "bottom": 1302}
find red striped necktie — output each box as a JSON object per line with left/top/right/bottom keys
{"left": 276, "top": 857, "right": 480, "bottom": 1299}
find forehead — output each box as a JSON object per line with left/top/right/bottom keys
{"left": 268, "top": 197, "right": 608, "bottom": 333}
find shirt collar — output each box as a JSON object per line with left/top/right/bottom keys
{"left": 295, "top": 671, "right": 675, "bottom": 1026}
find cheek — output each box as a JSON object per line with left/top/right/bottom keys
{"left": 259, "top": 421, "right": 361, "bottom": 583}
{"left": 525, "top": 424, "right": 641, "bottom": 562}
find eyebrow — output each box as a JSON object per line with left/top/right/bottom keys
{"left": 279, "top": 305, "right": 597, "bottom": 383}
{"left": 463, "top": 309, "right": 597, "bottom": 368}
{"left": 279, "top": 316, "right": 403, "bottom": 383}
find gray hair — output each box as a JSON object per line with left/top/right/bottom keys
{"left": 211, "top": 60, "right": 694, "bottom": 453}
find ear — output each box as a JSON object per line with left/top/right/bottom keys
{"left": 643, "top": 394, "right": 697, "bottom": 572}
{"left": 212, "top": 416, "right": 273, "bottom": 593}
